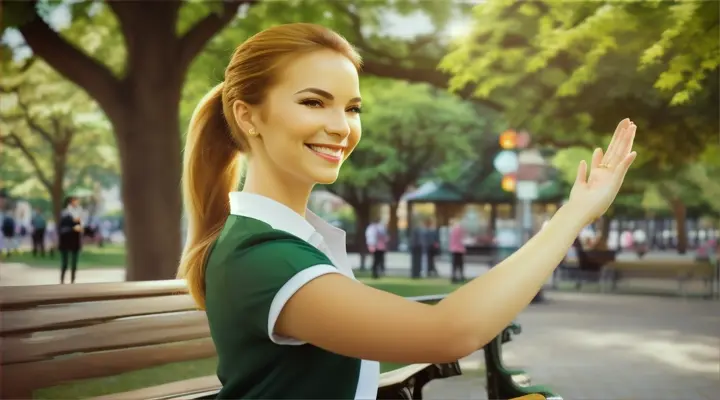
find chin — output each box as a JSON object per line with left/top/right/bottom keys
{"left": 312, "top": 169, "right": 341, "bottom": 185}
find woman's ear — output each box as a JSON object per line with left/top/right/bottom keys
{"left": 232, "top": 100, "right": 257, "bottom": 136}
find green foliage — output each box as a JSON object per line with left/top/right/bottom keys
{"left": 331, "top": 77, "right": 488, "bottom": 201}
{"left": 549, "top": 147, "right": 593, "bottom": 184}
{"left": 0, "top": 59, "right": 119, "bottom": 203}
{"left": 441, "top": 0, "right": 719, "bottom": 167}
{"left": 58, "top": 2, "right": 127, "bottom": 77}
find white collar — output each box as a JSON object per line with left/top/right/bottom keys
{"left": 228, "top": 191, "right": 351, "bottom": 275}
{"left": 228, "top": 191, "right": 347, "bottom": 248}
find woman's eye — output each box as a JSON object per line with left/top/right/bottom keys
{"left": 347, "top": 106, "right": 363, "bottom": 114}
{"left": 300, "top": 99, "right": 323, "bottom": 108}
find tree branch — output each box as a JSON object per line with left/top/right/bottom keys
{"left": 17, "top": 10, "right": 121, "bottom": 118}
{"left": 331, "top": 2, "right": 399, "bottom": 63}
{"left": 0, "top": 133, "right": 52, "bottom": 191}
{"left": 361, "top": 59, "right": 504, "bottom": 111}
{"left": 178, "top": 1, "right": 256, "bottom": 70}
{"left": 14, "top": 90, "right": 57, "bottom": 145}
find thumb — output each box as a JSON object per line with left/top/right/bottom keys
{"left": 575, "top": 160, "right": 588, "bottom": 185}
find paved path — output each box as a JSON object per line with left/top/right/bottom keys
{"left": 2, "top": 250, "right": 710, "bottom": 295}
{"left": 424, "top": 291, "right": 720, "bottom": 399}
{"left": 0, "top": 262, "right": 126, "bottom": 286}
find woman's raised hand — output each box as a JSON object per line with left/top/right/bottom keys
{"left": 567, "top": 118, "right": 637, "bottom": 225}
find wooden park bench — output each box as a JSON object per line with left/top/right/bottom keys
{"left": 0, "top": 281, "right": 563, "bottom": 400}
{"left": 600, "top": 259, "right": 717, "bottom": 298}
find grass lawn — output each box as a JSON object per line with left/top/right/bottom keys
{"left": 8, "top": 245, "right": 126, "bottom": 268}
{"left": 36, "top": 276, "right": 463, "bottom": 399}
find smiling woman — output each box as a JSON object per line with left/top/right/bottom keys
{"left": 176, "top": 22, "right": 638, "bottom": 400}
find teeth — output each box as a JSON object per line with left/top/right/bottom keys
{"left": 308, "top": 145, "right": 342, "bottom": 157}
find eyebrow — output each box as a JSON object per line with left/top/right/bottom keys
{"left": 295, "top": 87, "right": 362, "bottom": 103}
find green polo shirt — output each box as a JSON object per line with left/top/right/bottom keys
{"left": 204, "top": 192, "right": 380, "bottom": 399}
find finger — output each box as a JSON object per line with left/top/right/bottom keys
{"left": 624, "top": 123, "right": 637, "bottom": 158}
{"left": 608, "top": 123, "right": 634, "bottom": 167}
{"left": 606, "top": 127, "right": 628, "bottom": 166}
{"left": 615, "top": 123, "right": 636, "bottom": 165}
{"left": 591, "top": 147, "right": 603, "bottom": 169}
{"left": 613, "top": 151, "right": 637, "bottom": 182}
{"left": 602, "top": 118, "right": 630, "bottom": 164}
{"left": 575, "top": 160, "right": 588, "bottom": 185}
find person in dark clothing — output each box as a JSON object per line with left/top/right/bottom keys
{"left": 31, "top": 208, "right": 47, "bottom": 257}
{"left": 409, "top": 217, "right": 439, "bottom": 278}
{"left": 1, "top": 213, "right": 16, "bottom": 257}
{"left": 423, "top": 219, "right": 439, "bottom": 278}
{"left": 58, "top": 196, "right": 84, "bottom": 284}
{"left": 409, "top": 220, "right": 425, "bottom": 279}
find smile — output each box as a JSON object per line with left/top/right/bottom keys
{"left": 305, "top": 144, "right": 344, "bottom": 163}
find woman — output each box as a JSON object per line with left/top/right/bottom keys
{"left": 449, "top": 218, "right": 466, "bottom": 283}
{"left": 176, "top": 23, "right": 637, "bottom": 399}
{"left": 58, "top": 196, "right": 83, "bottom": 283}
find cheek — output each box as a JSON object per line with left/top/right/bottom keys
{"left": 276, "top": 107, "right": 325, "bottom": 142}
{"left": 345, "top": 121, "right": 362, "bottom": 158}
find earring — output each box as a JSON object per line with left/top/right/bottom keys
{"left": 248, "top": 127, "right": 257, "bottom": 136}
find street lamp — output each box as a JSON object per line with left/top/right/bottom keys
{"left": 516, "top": 148, "right": 547, "bottom": 242}
{"left": 499, "top": 130, "right": 517, "bottom": 150}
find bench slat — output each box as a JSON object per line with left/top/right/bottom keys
{"left": 1, "top": 294, "right": 197, "bottom": 335}
{"left": 90, "top": 375, "right": 221, "bottom": 400}
{"left": 2, "top": 311, "right": 209, "bottom": 364}
{"left": 0, "top": 338, "right": 216, "bottom": 399}
{"left": 0, "top": 280, "right": 188, "bottom": 310}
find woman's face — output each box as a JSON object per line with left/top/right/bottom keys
{"left": 239, "top": 49, "right": 362, "bottom": 185}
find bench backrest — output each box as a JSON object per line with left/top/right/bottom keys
{"left": 0, "top": 280, "right": 213, "bottom": 399}
{"left": 605, "top": 259, "right": 715, "bottom": 278}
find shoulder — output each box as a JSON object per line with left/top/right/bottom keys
{"left": 205, "top": 216, "right": 341, "bottom": 343}
{"left": 207, "top": 215, "right": 335, "bottom": 283}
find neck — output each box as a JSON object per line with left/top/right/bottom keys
{"left": 242, "top": 158, "right": 313, "bottom": 217}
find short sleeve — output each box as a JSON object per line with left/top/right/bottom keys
{"left": 225, "top": 234, "right": 341, "bottom": 345}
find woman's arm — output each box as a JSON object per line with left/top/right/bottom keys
{"left": 277, "top": 203, "right": 585, "bottom": 364}
{"left": 277, "top": 119, "right": 637, "bottom": 364}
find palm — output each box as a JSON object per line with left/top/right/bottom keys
{"left": 569, "top": 119, "right": 637, "bottom": 222}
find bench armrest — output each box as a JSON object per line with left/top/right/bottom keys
{"left": 377, "top": 362, "right": 462, "bottom": 400}
{"left": 486, "top": 325, "right": 563, "bottom": 400}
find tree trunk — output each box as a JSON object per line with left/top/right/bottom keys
{"left": 50, "top": 146, "right": 68, "bottom": 224}
{"left": 50, "top": 181, "right": 64, "bottom": 226}
{"left": 670, "top": 198, "right": 687, "bottom": 254}
{"left": 592, "top": 215, "right": 612, "bottom": 250}
{"left": 354, "top": 201, "right": 372, "bottom": 269}
{"left": 388, "top": 201, "right": 399, "bottom": 251}
{"left": 112, "top": 72, "right": 184, "bottom": 281}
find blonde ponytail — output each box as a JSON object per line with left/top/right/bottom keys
{"left": 178, "top": 83, "right": 242, "bottom": 309}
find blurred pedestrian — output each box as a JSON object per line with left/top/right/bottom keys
{"left": 449, "top": 218, "right": 466, "bottom": 283}
{"left": 58, "top": 196, "right": 84, "bottom": 283}
{"left": 31, "top": 207, "right": 47, "bottom": 257}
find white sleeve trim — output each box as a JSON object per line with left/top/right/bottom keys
{"left": 267, "top": 264, "right": 340, "bottom": 345}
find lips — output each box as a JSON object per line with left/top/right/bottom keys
{"left": 305, "top": 144, "right": 343, "bottom": 158}
{"left": 305, "top": 144, "right": 345, "bottom": 163}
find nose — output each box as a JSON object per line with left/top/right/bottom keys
{"left": 325, "top": 109, "right": 351, "bottom": 138}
